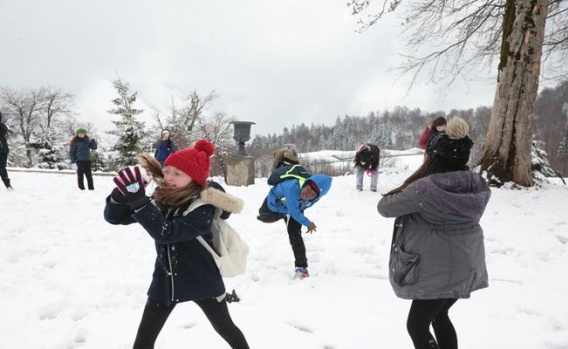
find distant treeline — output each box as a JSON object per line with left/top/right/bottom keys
{"left": 249, "top": 80, "right": 568, "bottom": 176}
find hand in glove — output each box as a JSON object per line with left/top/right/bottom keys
{"left": 111, "top": 166, "right": 151, "bottom": 210}
{"left": 71, "top": 163, "right": 78, "bottom": 171}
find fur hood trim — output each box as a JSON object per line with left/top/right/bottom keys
{"left": 199, "top": 186, "right": 244, "bottom": 214}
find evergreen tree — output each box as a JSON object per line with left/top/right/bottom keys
{"left": 107, "top": 78, "right": 148, "bottom": 166}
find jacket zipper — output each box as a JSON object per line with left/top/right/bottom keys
{"left": 166, "top": 244, "right": 175, "bottom": 302}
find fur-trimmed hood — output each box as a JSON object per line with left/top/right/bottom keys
{"left": 199, "top": 186, "right": 244, "bottom": 214}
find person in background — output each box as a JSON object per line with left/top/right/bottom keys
{"left": 103, "top": 140, "right": 249, "bottom": 349}
{"left": 69, "top": 128, "right": 97, "bottom": 190}
{"left": 0, "top": 112, "right": 13, "bottom": 191}
{"left": 354, "top": 143, "right": 380, "bottom": 192}
{"left": 417, "top": 119, "right": 434, "bottom": 150}
{"left": 377, "top": 117, "right": 490, "bottom": 349}
{"left": 154, "top": 129, "right": 177, "bottom": 166}
{"left": 418, "top": 116, "right": 447, "bottom": 161}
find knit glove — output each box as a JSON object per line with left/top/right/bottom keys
{"left": 111, "top": 166, "right": 150, "bottom": 210}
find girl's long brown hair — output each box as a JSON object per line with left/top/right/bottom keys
{"left": 385, "top": 158, "right": 468, "bottom": 195}
{"left": 138, "top": 153, "right": 204, "bottom": 208}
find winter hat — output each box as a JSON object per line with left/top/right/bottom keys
{"left": 427, "top": 117, "right": 473, "bottom": 170}
{"left": 164, "top": 139, "right": 215, "bottom": 185}
{"left": 281, "top": 148, "right": 299, "bottom": 164}
{"left": 76, "top": 128, "right": 87, "bottom": 135}
{"left": 306, "top": 180, "right": 319, "bottom": 194}
{"left": 162, "top": 129, "right": 171, "bottom": 136}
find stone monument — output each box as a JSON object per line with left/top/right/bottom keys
{"left": 226, "top": 121, "right": 255, "bottom": 186}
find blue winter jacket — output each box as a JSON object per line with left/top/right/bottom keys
{"left": 103, "top": 195, "right": 225, "bottom": 304}
{"left": 267, "top": 174, "right": 332, "bottom": 227}
{"left": 154, "top": 139, "right": 177, "bottom": 162}
{"left": 69, "top": 137, "right": 97, "bottom": 163}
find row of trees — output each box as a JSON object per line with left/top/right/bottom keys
{"left": 0, "top": 80, "right": 236, "bottom": 173}
{"left": 249, "top": 78, "right": 568, "bottom": 177}
{"left": 2, "top": 76, "right": 567, "bottom": 181}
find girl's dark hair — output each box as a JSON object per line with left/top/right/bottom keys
{"left": 384, "top": 158, "right": 469, "bottom": 195}
{"left": 432, "top": 116, "right": 447, "bottom": 128}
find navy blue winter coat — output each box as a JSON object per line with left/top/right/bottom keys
{"left": 154, "top": 139, "right": 177, "bottom": 162}
{"left": 103, "top": 195, "right": 225, "bottom": 304}
{"left": 69, "top": 137, "right": 97, "bottom": 163}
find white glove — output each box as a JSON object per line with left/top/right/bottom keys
{"left": 71, "top": 163, "right": 78, "bottom": 171}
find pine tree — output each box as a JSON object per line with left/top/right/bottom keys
{"left": 107, "top": 78, "right": 148, "bottom": 166}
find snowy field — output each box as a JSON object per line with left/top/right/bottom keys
{"left": 1, "top": 152, "right": 567, "bottom": 348}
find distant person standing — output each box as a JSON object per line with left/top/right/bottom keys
{"left": 354, "top": 143, "right": 380, "bottom": 192}
{"left": 154, "top": 129, "right": 177, "bottom": 165}
{"left": 69, "top": 128, "right": 97, "bottom": 190}
{"left": 0, "top": 112, "right": 13, "bottom": 191}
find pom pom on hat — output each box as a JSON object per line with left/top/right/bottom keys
{"left": 427, "top": 117, "right": 473, "bottom": 170}
{"left": 164, "top": 139, "right": 215, "bottom": 185}
{"left": 281, "top": 148, "right": 299, "bottom": 164}
{"left": 445, "top": 116, "right": 469, "bottom": 140}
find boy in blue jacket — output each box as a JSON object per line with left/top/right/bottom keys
{"left": 258, "top": 172, "right": 332, "bottom": 279}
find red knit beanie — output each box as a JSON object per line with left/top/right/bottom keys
{"left": 164, "top": 139, "right": 215, "bottom": 185}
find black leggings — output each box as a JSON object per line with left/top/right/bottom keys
{"left": 0, "top": 152, "right": 10, "bottom": 188}
{"left": 133, "top": 297, "right": 249, "bottom": 349}
{"left": 258, "top": 198, "right": 307, "bottom": 268}
{"left": 285, "top": 216, "right": 307, "bottom": 268}
{"left": 407, "top": 298, "right": 458, "bottom": 349}
{"left": 76, "top": 160, "right": 94, "bottom": 190}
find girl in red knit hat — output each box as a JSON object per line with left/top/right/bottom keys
{"left": 104, "top": 139, "right": 249, "bottom": 349}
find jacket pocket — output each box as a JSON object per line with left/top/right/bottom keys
{"left": 391, "top": 247, "right": 420, "bottom": 286}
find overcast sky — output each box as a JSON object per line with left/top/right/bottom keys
{"left": 0, "top": 0, "right": 496, "bottom": 138}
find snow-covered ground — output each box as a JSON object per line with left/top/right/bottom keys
{"left": 1, "top": 152, "right": 567, "bottom": 348}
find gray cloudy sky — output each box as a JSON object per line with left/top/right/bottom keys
{"left": 0, "top": 0, "right": 496, "bottom": 138}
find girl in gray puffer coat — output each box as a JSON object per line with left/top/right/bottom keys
{"left": 378, "top": 117, "right": 490, "bottom": 349}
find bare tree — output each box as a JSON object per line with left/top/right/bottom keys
{"left": 196, "top": 112, "right": 235, "bottom": 181}
{"left": 170, "top": 90, "right": 218, "bottom": 148}
{"left": 349, "top": 0, "right": 568, "bottom": 186}
{"left": 0, "top": 86, "right": 44, "bottom": 166}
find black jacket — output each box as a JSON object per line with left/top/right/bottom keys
{"left": 354, "top": 143, "right": 380, "bottom": 170}
{"left": 103, "top": 196, "right": 225, "bottom": 303}
{"left": 0, "top": 123, "right": 8, "bottom": 154}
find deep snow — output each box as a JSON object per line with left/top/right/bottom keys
{"left": 1, "top": 152, "right": 567, "bottom": 348}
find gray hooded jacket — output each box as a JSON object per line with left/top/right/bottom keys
{"left": 377, "top": 171, "right": 491, "bottom": 300}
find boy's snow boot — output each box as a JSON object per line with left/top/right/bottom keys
{"left": 294, "top": 267, "right": 309, "bottom": 280}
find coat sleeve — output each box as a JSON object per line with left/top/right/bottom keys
{"left": 284, "top": 185, "right": 312, "bottom": 227}
{"left": 103, "top": 195, "right": 137, "bottom": 225}
{"left": 418, "top": 128, "right": 430, "bottom": 149}
{"left": 131, "top": 203, "right": 215, "bottom": 244}
{"left": 89, "top": 139, "right": 98, "bottom": 150}
{"left": 69, "top": 144, "right": 76, "bottom": 163}
{"left": 377, "top": 189, "right": 421, "bottom": 218}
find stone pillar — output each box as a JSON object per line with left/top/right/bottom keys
{"left": 226, "top": 156, "right": 255, "bottom": 186}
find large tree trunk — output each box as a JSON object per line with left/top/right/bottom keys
{"left": 479, "top": 0, "right": 548, "bottom": 187}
